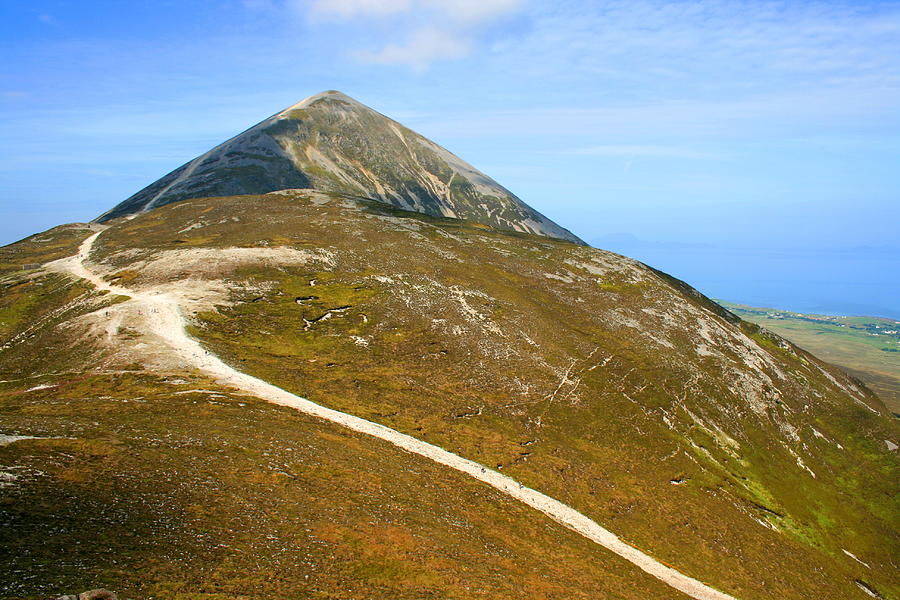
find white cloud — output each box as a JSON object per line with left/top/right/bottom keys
{"left": 358, "top": 27, "right": 471, "bottom": 71}
{"left": 503, "top": 1, "right": 900, "bottom": 94}
{"left": 306, "top": 0, "right": 412, "bottom": 20}
{"left": 294, "top": 0, "right": 525, "bottom": 70}
{"left": 305, "top": 0, "right": 523, "bottom": 23}
{"left": 433, "top": 0, "right": 525, "bottom": 25}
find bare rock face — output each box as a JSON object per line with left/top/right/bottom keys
{"left": 96, "top": 91, "right": 583, "bottom": 244}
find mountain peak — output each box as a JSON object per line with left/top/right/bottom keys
{"left": 96, "top": 92, "right": 583, "bottom": 244}
{"left": 279, "top": 89, "right": 357, "bottom": 113}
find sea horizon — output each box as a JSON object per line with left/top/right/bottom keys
{"left": 592, "top": 235, "right": 900, "bottom": 321}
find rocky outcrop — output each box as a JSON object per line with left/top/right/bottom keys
{"left": 54, "top": 589, "right": 116, "bottom": 600}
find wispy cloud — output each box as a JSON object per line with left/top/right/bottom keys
{"left": 306, "top": 0, "right": 412, "bottom": 20}
{"left": 3, "top": 0, "right": 898, "bottom": 255}
{"left": 273, "top": 0, "right": 526, "bottom": 70}
{"left": 357, "top": 27, "right": 471, "bottom": 72}
{"left": 401, "top": 85, "right": 900, "bottom": 145}
{"left": 431, "top": 0, "right": 525, "bottom": 25}
{"left": 503, "top": 1, "right": 900, "bottom": 95}
{"left": 306, "top": 0, "right": 523, "bottom": 24}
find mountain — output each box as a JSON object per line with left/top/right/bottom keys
{"left": 97, "top": 90, "right": 582, "bottom": 244}
{"left": 1, "top": 94, "right": 898, "bottom": 600}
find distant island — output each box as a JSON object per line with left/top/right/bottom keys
{"left": 718, "top": 301, "right": 900, "bottom": 413}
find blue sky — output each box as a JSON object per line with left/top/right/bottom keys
{"left": 1, "top": 1, "right": 898, "bottom": 315}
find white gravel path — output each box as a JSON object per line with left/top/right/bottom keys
{"left": 61, "top": 231, "right": 739, "bottom": 600}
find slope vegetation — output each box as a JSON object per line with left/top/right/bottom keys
{"left": 1, "top": 221, "right": 682, "bottom": 600}
{"left": 1, "top": 192, "right": 897, "bottom": 599}
{"left": 54, "top": 230, "right": 737, "bottom": 600}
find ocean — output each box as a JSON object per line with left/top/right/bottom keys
{"left": 592, "top": 241, "right": 900, "bottom": 320}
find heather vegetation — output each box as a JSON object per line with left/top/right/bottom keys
{"left": 5, "top": 370, "right": 699, "bottom": 600}
{"left": 2, "top": 192, "right": 893, "bottom": 599}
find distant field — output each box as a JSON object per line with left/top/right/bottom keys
{"left": 718, "top": 301, "right": 900, "bottom": 414}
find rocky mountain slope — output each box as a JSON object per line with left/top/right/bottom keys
{"left": 719, "top": 301, "right": 900, "bottom": 413}
{"left": 1, "top": 94, "right": 897, "bottom": 600}
{"left": 97, "top": 91, "right": 581, "bottom": 244}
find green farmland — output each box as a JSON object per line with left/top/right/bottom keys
{"left": 718, "top": 301, "right": 900, "bottom": 414}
